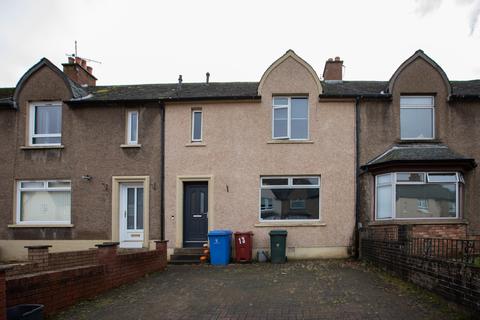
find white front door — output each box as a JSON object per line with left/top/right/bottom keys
{"left": 119, "top": 183, "right": 145, "bottom": 248}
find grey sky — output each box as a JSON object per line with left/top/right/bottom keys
{"left": 0, "top": 0, "right": 479, "bottom": 87}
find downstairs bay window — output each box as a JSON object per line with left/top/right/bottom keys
{"left": 375, "top": 172, "right": 461, "bottom": 220}
{"left": 260, "top": 177, "right": 320, "bottom": 221}
{"left": 16, "top": 180, "right": 71, "bottom": 225}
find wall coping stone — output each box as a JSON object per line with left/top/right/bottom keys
{"left": 95, "top": 242, "right": 119, "bottom": 248}
{"left": 24, "top": 245, "right": 52, "bottom": 249}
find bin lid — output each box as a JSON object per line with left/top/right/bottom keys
{"left": 234, "top": 231, "right": 253, "bottom": 235}
{"left": 269, "top": 230, "right": 288, "bottom": 236}
{"left": 208, "top": 230, "right": 233, "bottom": 236}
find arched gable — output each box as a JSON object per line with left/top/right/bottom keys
{"left": 258, "top": 50, "right": 322, "bottom": 95}
{"left": 388, "top": 50, "right": 451, "bottom": 96}
{"left": 13, "top": 58, "right": 74, "bottom": 109}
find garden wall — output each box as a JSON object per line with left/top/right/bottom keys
{"left": 360, "top": 232, "right": 480, "bottom": 311}
{"left": 0, "top": 241, "right": 168, "bottom": 319}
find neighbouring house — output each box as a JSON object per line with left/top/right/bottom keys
{"left": 0, "top": 49, "right": 478, "bottom": 261}
{"left": 354, "top": 50, "right": 480, "bottom": 240}
{"left": 0, "top": 57, "right": 164, "bottom": 260}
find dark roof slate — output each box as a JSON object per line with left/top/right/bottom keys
{"left": 321, "top": 81, "right": 389, "bottom": 97}
{"left": 451, "top": 80, "right": 480, "bottom": 97}
{"left": 0, "top": 88, "right": 15, "bottom": 107}
{"left": 363, "top": 144, "right": 476, "bottom": 169}
{"left": 78, "top": 82, "right": 260, "bottom": 102}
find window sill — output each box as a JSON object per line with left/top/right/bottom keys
{"left": 8, "top": 224, "right": 74, "bottom": 228}
{"left": 368, "top": 219, "right": 468, "bottom": 226}
{"left": 267, "top": 140, "right": 314, "bottom": 144}
{"left": 185, "top": 143, "right": 206, "bottom": 147}
{"left": 20, "top": 145, "right": 64, "bottom": 150}
{"left": 254, "top": 221, "right": 326, "bottom": 227}
{"left": 120, "top": 144, "right": 142, "bottom": 148}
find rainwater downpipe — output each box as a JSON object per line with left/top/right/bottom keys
{"left": 160, "top": 100, "right": 165, "bottom": 241}
{"left": 354, "top": 96, "right": 361, "bottom": 259}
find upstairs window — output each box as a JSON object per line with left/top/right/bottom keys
{"left": 127, "top": 111, "right": 139, "bottom": 145}
{"left": 375, "top": 172, "right": 461, "bottom": 220}
{"left": 400, "top": 96, "right": 434, "bottom": 140}
{"left": 272, "top": 97, "right": 308, "bottom": 140}
{"left": 29, "top": 102, "right": 62, "bottom": 146}
{"left": 191, "top": 110, "right": 203, "bottom": 142}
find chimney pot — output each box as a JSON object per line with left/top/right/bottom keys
{"left": 63, "top": 56, "right": 97, "bottom": 86}
{"left": 178, "top": 75, "right": 183, "bottom": 83}
{"left": 206, "top": 72, "right": 210, "bottom": 84}
{"left": 335, "top": 56, "right": 341, "bottom": 61}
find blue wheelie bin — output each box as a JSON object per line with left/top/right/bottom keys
{"left": 208, "top": 230, "right": 232, "bottom": 265}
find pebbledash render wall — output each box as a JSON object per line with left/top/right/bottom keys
{"left": 0, "top": 63, "right": 163, "bottom": 260}
{"left": 164, "top": 51, "right": 356, "bottom": 259}
{"left": 358, "top": 52, "right": 480, "bottom": 239}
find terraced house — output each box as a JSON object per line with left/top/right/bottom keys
{"left": 0, "top": 49, "right": 478, "bottom": 261}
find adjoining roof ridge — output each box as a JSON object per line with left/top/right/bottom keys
{"left": 91, "top": 81, "right": 259, "bottom": 88}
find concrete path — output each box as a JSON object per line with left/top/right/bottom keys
{"left": 51, "top": 260, "right": 473, "bottom": 320}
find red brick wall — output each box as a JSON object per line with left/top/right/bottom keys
{"left": 367, "top": 223, "right": 468, "bottom": 240}
{"left": 7, "top": 265, "right": 105, "bottom": 315}
{"left": 48, "top": 249, "right": 98, "bottom": 270}
{"left": 411, "top": 224, "right": 467, "bottom": 239}
{"left": 0, "top": 270, "right": 7, "bottom": 320}
{"left": 2, "top": 241, "right": 168, "bottom": 317}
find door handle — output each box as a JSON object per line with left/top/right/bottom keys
{"left": 124, "top": 211, "right": 127, "bottom": 218}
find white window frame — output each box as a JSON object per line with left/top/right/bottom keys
{"left": 191, "top": 110, "right": 203, "bottom": 142}
{"left": 272, "top": 96, "right": 309, "bottom": 140}
{"left": 127, "top": 111, "right": 139, "bottom": 145}
{"left": 375, "top": 172, "right": 461, "bottom": 221}
{"left": 29, "top": 101, "right": 62, "bottom": 146}
{"left": 259, "top": 176, "right": 321, "bottom": 222}
{"left": 16, "top": 180, "right": 72, "bottom": 225}
{"left": 417, "top": 199, "right": 429, "bottom": 210}
{"left": 400, "top": 96, "right": 435, "bottom": 140}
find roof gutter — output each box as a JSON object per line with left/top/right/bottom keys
{"left": 0, "top": 100, "right": 14, "bottom": 108}
{"left": 161, "top": 95, "right": 261, "bottom": 102}
{"left": 65, "top": 95, "right": 261, "bottom": 105}
{"left": 319, "top": 93, "right": 392, "bottom": 100}
{"left": 448, "top": 94, "right": 480, "bottom": 101}
{"left": 361, "top": 158, "right": 477, "bottom": 171}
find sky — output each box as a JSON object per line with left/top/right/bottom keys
{"left": 0, "top": 0, "right": 479, "bottom": 87}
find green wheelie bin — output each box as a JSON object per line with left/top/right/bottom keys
{"left": 269, "top": 230, "right": 287, "bottom": 263}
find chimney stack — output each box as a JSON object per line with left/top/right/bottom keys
{"left": 62, "top": 56, "right": 97, "bottom": 86}
{"left": 323, "top": 56, "right": 343, "bottom": 81}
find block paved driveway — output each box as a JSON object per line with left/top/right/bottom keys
{"left": 52, "top": 260, "right": 472, "bottom": 320}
